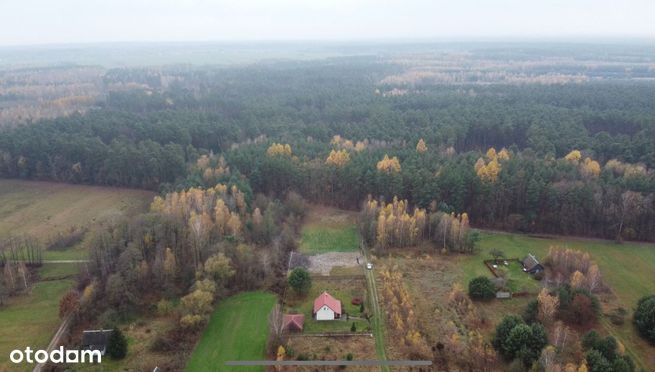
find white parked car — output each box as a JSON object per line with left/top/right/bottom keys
{"left": 366, "top": 263, "right": 373, "bottom": 270}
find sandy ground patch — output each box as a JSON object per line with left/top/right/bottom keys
{"left": 284, "top": 335, "right": 377, "bottom": 371}
{"left": 307, "top": 252, "right": 362, "bottom": 275}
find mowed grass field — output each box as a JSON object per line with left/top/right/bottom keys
{"left": 299, "top": 206, "right": 359, "bottom": 254}
{"left": 186, "top": 291, "right": 277, "bottom": 372}
{"left": 0, "top": 179, "right": 154, "bottom": 240}
{"left": 459, "top": 231, "right": 655, "bottom": 368}
{"left": 0, "top": 275, "right": 74, "bottom": 371}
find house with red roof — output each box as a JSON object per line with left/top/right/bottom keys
{"left": 283, "top": 314, "right": 305, "bottom": 332}
{"left": 313, "top": 291, "right": 342, "bottom": 320}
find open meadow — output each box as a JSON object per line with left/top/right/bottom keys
{"left": 299, "top": 206, "right": 359, "bottom": 255}
{"left": 186, "top": 291, "right": 277, "bottom": 372}
{"left": 0, "top": 179, "right": 153, "bottom": 239}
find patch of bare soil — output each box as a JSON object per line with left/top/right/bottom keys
{"left": 282, "top": 335, "right": 377, "bottom": 372}
{"left": 308, "top": 252, "right": 362, "bottom": 275}
{"left": 304, "top": 204, "right": 357, "bottom": 226}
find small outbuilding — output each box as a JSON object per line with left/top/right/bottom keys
{"left": 313, "top": 291, "right": 342, "bottom": 321}
{"left": 283, "top": 314, "right": 305, "bottom": 332}
{"left": 81, "top": 329, "right": 114, "bottom": 355}
{"left": 522, "top": 253, "right": 544, "bottom": 274}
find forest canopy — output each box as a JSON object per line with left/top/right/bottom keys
{"left": 1, "top": 48, "right": 655, "bottom": 241}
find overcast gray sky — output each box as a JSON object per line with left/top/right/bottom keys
{"left": 1, "top": 0, "right": 654, "bottom": 46}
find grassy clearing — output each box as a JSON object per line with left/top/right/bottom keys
{"left": 299, "top": 206, "right": 359, "bottom": 254}
{"left": 186, "top": 291, "right": 277, "bottom": 372}
{"left": 0, "top": 179, "right": 153, "bottom": 240}
{"left": 38, "top": 262, "right": 80, "bottom": 279}
{"left": 300, "top": 225, "right": 359, "bottom": 254}
{"left": 0, "top": 275, "right": 74, "bottom": 371}
{"left": 285, "top": 276, "right": 370, "bottom": 334}
{"left": 492, "top": 259, "right": 542, "bottom": 293}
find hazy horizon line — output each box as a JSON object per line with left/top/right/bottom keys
{"left": 2, "top": 35, "right": 655, "bottom": 49}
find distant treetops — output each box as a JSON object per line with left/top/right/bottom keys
{"left": 377, "top": 155, "right": 401, "bottom": 173}
{"left": 416, "top": 138, "right": 427, "bottom": 153}
{"left": 266, "top": 142, "right": 292, "bottom": 157}
{"left": 474, "top": 147, "right": 605, "bottom": 183}
{"left": 475, "top": 147, "right": 510, "bottom": 183}
{"left": 325, "top": 149, "right": 350, "bottom": 167}
{"left": 331, "top": 135, "right": 367, "bottom": 152}
{"left": 565, "top": 149, "right": 601, "bottom": 177}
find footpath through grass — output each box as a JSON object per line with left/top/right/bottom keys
{"left": 186, "top": 291, "right": 277, "bottom": 372}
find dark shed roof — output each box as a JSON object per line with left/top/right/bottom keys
{"left": 81, "top": 329, "right": 113, "bottom": 354}
{"left": 522, "top": 254, "right": 541, "bottom": 271}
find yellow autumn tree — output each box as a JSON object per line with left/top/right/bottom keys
{"left": 486, "top": 147, "right": 497, "bottom": 160}
{"left": 474, "top": 157, "right": 486, "bottom": 172}
{"left": 565, "top": 149, "right": 582, "bottom": 162}
{"left": 325, "top": 149, "right": 350, "bottom": 167}
{"left": 266, "top": 143, "right": 292, "bottom": 157}
{"left": 377, "top": 154, "right": 401, "bottom": 173}
{"left": 476, "top": 158, "right": 501, "bottom": 182}
{"left": 354, "top": 141, "right": 367, "bottom": 152}
{"left": 227, "top": 212, "right": 242, "bottom": 238}
{"left": 537, "top": 288, "right": 559, "bottom": 324}
{"left": 497, "top": 147, "right": 510, "bottom": 160}
{"left": 570, "top": 270, "right": 586, "bottom": 289}
{"left": 582, "top": 157, "right": 601, "bottom": 177}
{"left": 276, "top": 345, "right": 286, "bottom": 361}
{"left": 416, "top": 138, "right": 427, "bottom": 153}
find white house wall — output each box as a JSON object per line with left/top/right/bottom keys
{"left": 316, "top": 306, "right": 335, "bottom": 320}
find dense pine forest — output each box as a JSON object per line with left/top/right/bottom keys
{"left": 2, "top": 46, "right": 655, "bottom": 241}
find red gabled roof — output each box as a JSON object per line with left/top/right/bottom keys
{"left": 313, "top": 291, "right": 342, "bottom": 315}
{"left": 283, "top": 314, "right": 304, "bottom": 331}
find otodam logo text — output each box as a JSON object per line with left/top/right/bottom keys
{"left": 10, "top": 347, "right": 102, "bottom": 364}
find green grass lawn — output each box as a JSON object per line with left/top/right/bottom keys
{"left": 0, "top": 275, "right": 73, "bottom": 371}
{"left": 460, "top": 231, "right": 655, "bottom": 368}
{"left": 298, "top": 205, "right": 359, "bottom": 255}
{"left": 492, "top": 260, "right": 542, "bottom": 293}
{"left": 299, "top": 225, "right": 359, "bottom": 254}
{"left": 38, "top": 262, "right": 80, "bottom": 279}
{"left": 186, "top": 291, "right": 277, "bottom": 372}
{"left": 285, "top": 277, "right": 370, "bottom": 334}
